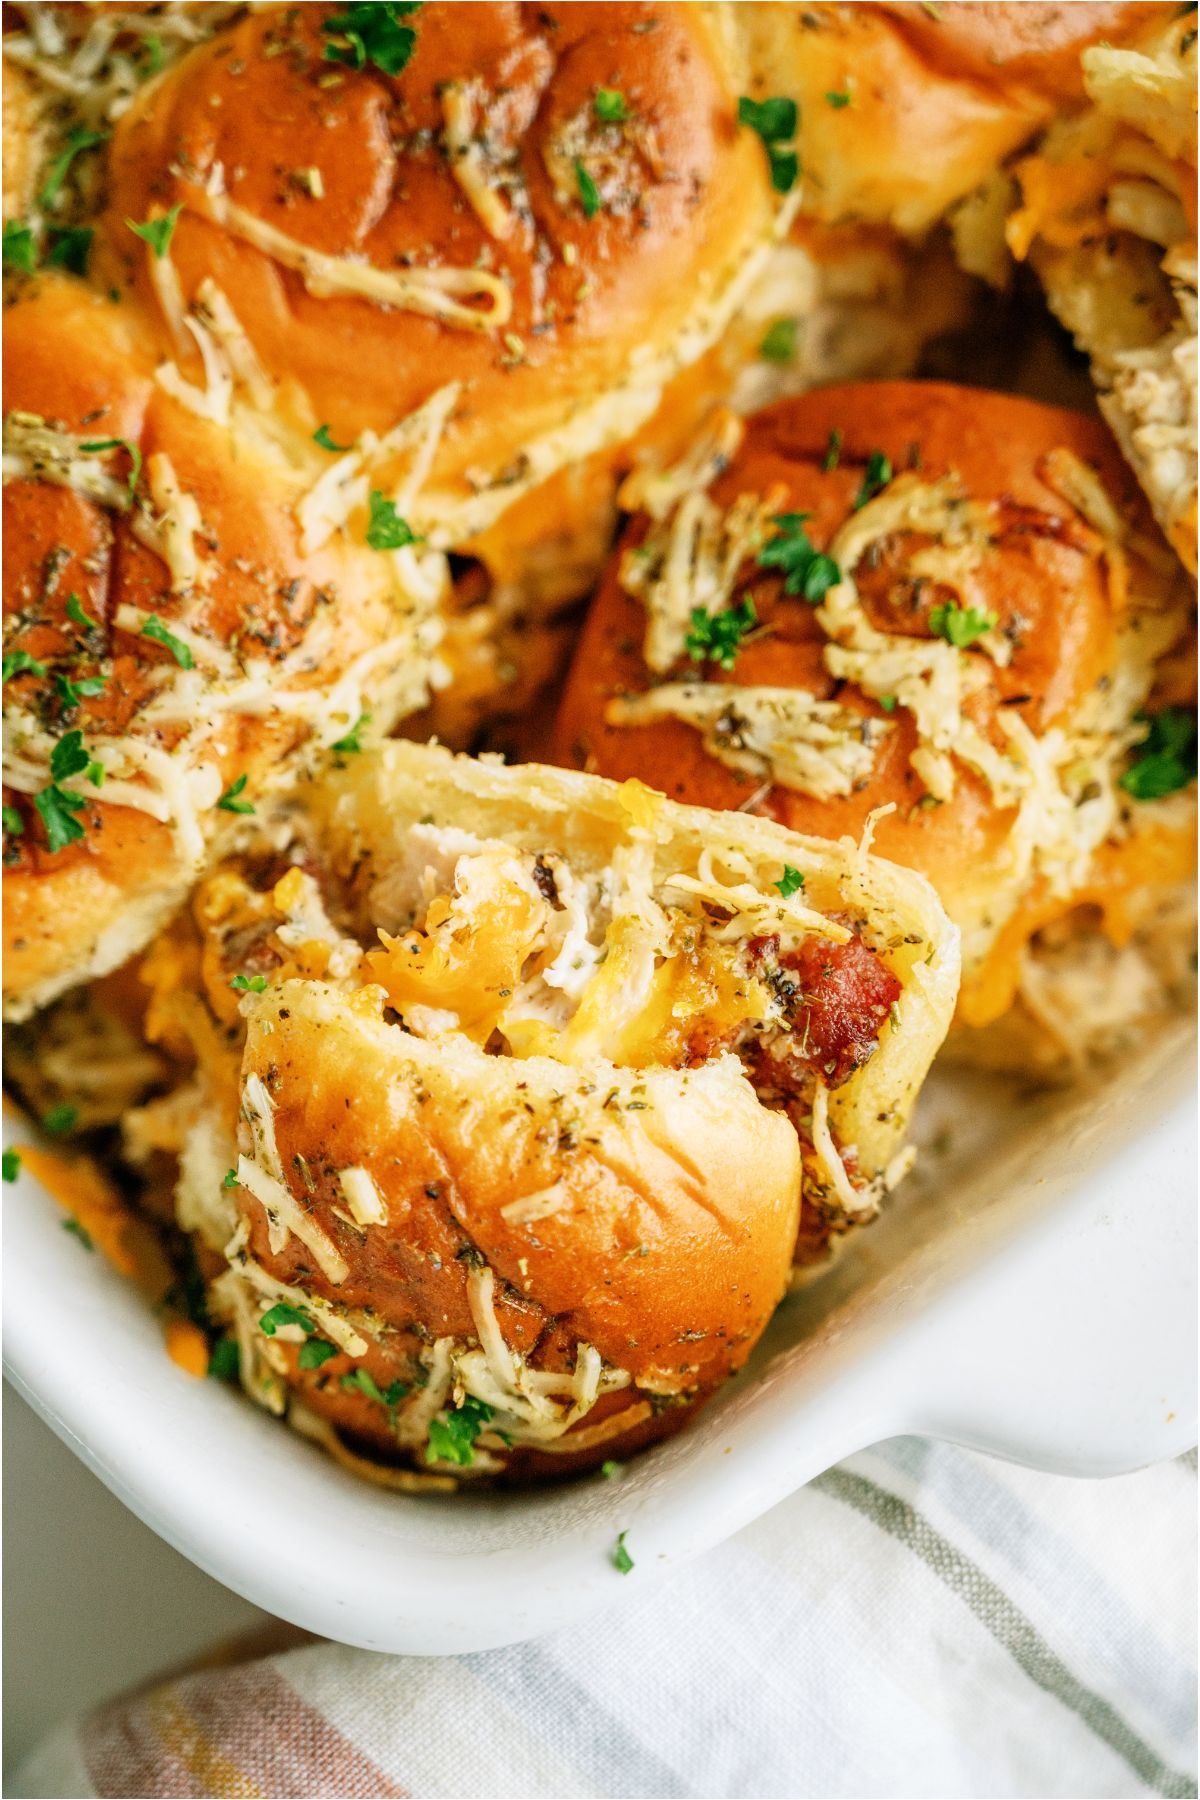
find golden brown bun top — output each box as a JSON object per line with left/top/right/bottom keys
{"left": 2, "top": 280, "right": 390, "bottom": 669}
{"left": 879, "top": 3, "right": 1164, "bottom": 96}
{"left": 241, "top": 987, "right": 800, "bottom": 1386}
{"left": 103, "top": 2, "right": 772, "bottom": 458}
{"left": 551, "top": 381, "right": 1185, "bottom": 947}
{"left": 2, "top": 277, "right": 428, "bottom": 1018}
{"left": 738, "top": 1, "right": 1176, "bottom": 235}
{"left": 228, "top": 991, "right": 801, "bottom": 1476}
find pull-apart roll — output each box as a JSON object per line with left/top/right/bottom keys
{"left": 5, "top": 2, "right": 782, "bottom": 759}
{"left": 101, "top": 2, "right": 776, "bottom": 546}
{"left": 1008, "top": 7, "right": 1197, "bottom": 570}
{"left": 2, "top": 276, "right": 441, "bottom": 1019}
{"left": 134, "top": 742, "right": 956, "bottom": 1477}
{"left": 552, "top": 383, "right": 1196, "bottom": 1074}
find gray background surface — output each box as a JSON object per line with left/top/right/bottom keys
{"left": 3, "top": 1386, "right": 268, "bottom": 1789}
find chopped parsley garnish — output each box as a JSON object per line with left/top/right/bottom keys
{"left": 258, "top": 1302, "right": 316, "bottom": 1337}
{"left": 594, "top": 87, "right": 630, "bottom": 122}
{"left": 775, "top": 864, "right": 805, "bottom": 898}
{"left": 140, "top": 613, "right": 193, "bottom": 668}
{"left": 341, "top": 1368, "right": 408, "bottom": 1407}
{"left": 1120, "top": 708, "right": 1197, "bottom": 801}
{"left": 3, "top": 649, "right": 47, "bottom": 684}
{"left": 928, "top": 599, "right": 995, "bottom": 648}
{"left": 600, "top": 1459, "right": 625, "bottom": 1480}
{"left": 879, "top": 694, "right": 898, "bottom": 713}
{"left": 216, "top": 773, "right": 255, "bottom": 814}
{"left": 331, "top": 711, "right": 370, "bottom": 754}
{"left": 3, "top": 220, "right": 37, "bottom": 273}
{"left": 426, "top": 1394, "right": 494, "bottom": 1466}
{"left": 2, "top": 1149, "right": 21, "bottom": 1183}
{"left": 575, "top": 159, "right": 602, "bottom": 220}
{"left": 54, "top": 670, "right": 107, "bottom": 710}
{"left": 322, "top": 2, "right": 421, "bottom": 75}
{"left": 79, "top": 437, "right": 141, "bottom": 500}
{"left": 230, "top": 972, "right": 268, "bottom": 993}
{"left": 686, "top": 597, "right": 756, "bottom": 671}
{"left": 366, "top": 490, "right": 418, "bottom": 551}
{"left": 825, "top": 90, "right": 851, "bottom": 108}
{"left": 33, "top": 730, "right": 104, "bottom": 851}
{"left": 66, "top": 592, "right": 100, "bottom": 631}
{"left": 126, "top": 202, "right": 183, "bottom": 259}
{"left": 2, "top": 805, "right": 23, "bottom": 837}
{"left": 4, "top": 216, "right": 89, "bottom": 275}
{"left": 42, "top": 1102, "right": 79, "bottom": 1136}
{"left": 297, "top": 1337, "right": 340, "bottom": 1371}
{"left": 51, "top": 729, "right": 103, "bottom": 786}
{"left": 759, "top": 317, "right": 797, "bottom": 363}
{"left": 139, "top": 33, "right": 165, "bottom": 75}
{"left": 853, "top": 450, "right": 893, "bottom": 510}
{"left": 208, "top": 1336, "right": 240, "bottom": 1381}
{"left": 34, "top": 784, "right": 87, "bottom": 851}
{"left": 757, "top": 513, "right": 841, "bottom": 603}
{"left": 46, "top": 226, "right": 94, "bottom": 276}
{"left": 612, "top": 1530, "right": 634, "bottom": 1573}
{"left": 313, "top": 423, "right": 352, "bottom": 452}
{"left": 40, "top": 127, "right": 108, "bottom": 210}
{"left": 62, "top": 1217, "right": 94, "bottom": 1250}
{"left": 822, "top": 428, "right": 843, "bottom": 473}
{"left": 222, "top": 1168, "right": 239, "bottom": 1188}
{"left": 737, "top": 95, "right": 799, "bottom": 193}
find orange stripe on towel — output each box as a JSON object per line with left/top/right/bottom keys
{"left": 83, "top": 1661, "right": 408, "bottom": 1799}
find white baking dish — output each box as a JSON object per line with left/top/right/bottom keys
{"left": 4, "top": 1023, "right": 1195, "bottom": 1656}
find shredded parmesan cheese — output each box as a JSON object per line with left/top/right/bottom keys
{"left": 201, "top": 189, "right": 513, "bottom": 332}
{"left": 237, "top": 1073, "right": 350, "bottom": 1284}
{"left": 499, "top": 1181, "right": 570, "bottom": 1225}
{"left": 3, "top": 5, "right": 232, "bottom": 128}
{"left": 1008, "top": 12, "right": 1197, "bottom": 567}
{"left": 623, "top": 487, "right": 783, "bottom": 673}
{"left": 618, "top": 409, "right": 746, "bottom": 521}
{"left": 227, "top": 1258, "right": 371, "bottom": 1359}
{"left": 810, "top": 1080, "right": 865, "bottom": 1215}
{"left": 441, "top": 81, "right": 517, "bottom": 241}
{"left": 2, "top": 412, "right": 132, "bottom": 509}
{"left": 147, "top": 243, "right": 191, "bottom": 358}
{"left": 339, "top": 1166, "right": 387, "bottom": 1228}
{"left": 237, "top": 1156, "right": 345, "bottom": 1268}
{"left": 297, "top": 382, "right": 461, "bottom": 554}
{"left": 608, "top": 683, "right": 890, "bottom": 801}
{"left": 435, "top": 1266, "right": 630, "bottom": 1450}
{"left": 817, "top": 477, "right": 1022, "bottom": 805}
{"left": 210, "top": 1267, "right": 288, "bottom": 1415}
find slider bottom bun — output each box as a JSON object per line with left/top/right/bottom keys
{"left": 125, "top": 742, "right": 957, "bottom": 1483}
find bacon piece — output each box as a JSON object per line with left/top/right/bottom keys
{"left": 748, "top": 932, "right": 901, "bottom": 1088}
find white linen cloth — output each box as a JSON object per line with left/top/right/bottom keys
{"left": 14, "top": 1438, "right": 1197, "bottom": 1800}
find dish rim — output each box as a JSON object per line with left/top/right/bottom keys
{"left": 4, "top": 1029, "right": 1195, "bottom": 1655}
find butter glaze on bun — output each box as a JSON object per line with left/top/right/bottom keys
{"left": 550, "top": 383, "right": 1195, "bottom": 1069}
{"left": 102, "top": 1, "right": 775, "bottom": 541}
{"left": 4, "top": 2, "right": 781, "bottom": 1017}
{"left": 130, "top": 741, "right": 955, "bottom": 1475}
{"left": 2, "top": 275, "right": 439, "bottom": 1019}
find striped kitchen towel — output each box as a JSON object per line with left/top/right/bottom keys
{"left": 13, "top": 1437, "right": 1197, "bottom": 1800}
